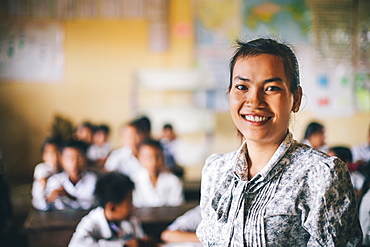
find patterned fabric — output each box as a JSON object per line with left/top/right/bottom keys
{"left": 197, "top": 132, "right": 362, "bottom": 246}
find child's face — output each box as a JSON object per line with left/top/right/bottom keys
{"left": 42, "top": 143, "right": 59, "bottom": 167}
{"left": 61, "top": 147, "right": 86, "bottom": 178}
{"left": 122, "top": 126, "right": 142, "bottom": 149}
{"left": 309, "top": 129, "right": 326, "bottom": 149}
{"left": 75, "top": 126, "right": 92, "bottom": 144}
{"left": 93, "top": 131, "right": 107, "bottom": 146}
{"left": 138, "top": 145, "right": 164, "bottom": 174}
{"left": 109, "top": 193, "right": 133, "bottom": 222}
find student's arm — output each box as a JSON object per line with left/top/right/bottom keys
{"left": 74, "top": 173, "right": 97, "bottom": 210}
{"left": 161, "top": 229, "right": 200, "bottom": 243}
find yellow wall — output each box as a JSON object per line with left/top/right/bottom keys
{"left": 0, "top": 0, "right": 195, "bottom": 183}
{"left": 0, "top": 0, "right": 368, "bottom": 184}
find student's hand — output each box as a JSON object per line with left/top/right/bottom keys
{"left": 46, "top": 186, "right": 64, "bottom": 202}
{"left": 123, "top": 238, "right": 140, "bottom": 247}
{"left": 57, "top": 187, "right": 77, "bottom": 201}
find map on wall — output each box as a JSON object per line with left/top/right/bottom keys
{"left": 241, "top": 0, "right": 311, "bottom": 43}
{"left": 195, "top": 0, "right": 241, "bottom": 111}
{"left": 0, "top": 22, "right": 64, "bottom": 82}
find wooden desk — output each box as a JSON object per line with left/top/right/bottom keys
{"left": 24, "top": 201, "right": 199, "bottom": 247}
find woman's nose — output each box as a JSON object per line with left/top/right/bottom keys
{"left": 244, "top": 88, "right": 266, "bottom": 108}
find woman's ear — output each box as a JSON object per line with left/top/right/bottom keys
{"left": 292, "top": 86, "right": 303, "bottom": 113}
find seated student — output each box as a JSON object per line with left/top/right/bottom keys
{"left": 159, "top": 123, "right": 184, "bottom": 178}
{"left": 74, "top": 122, "right": 94, "bottom": 146}
{"left": 87, "top": 124, "right": 112, "bottom": 167}
{"left": 132, "top": 139, "right": 184, "bottom": 208}
{"left": 45, "top": 140, "right": 97, "bottom": 210}
{"left": 301, "top": 121, "right": 329, "bottom": 153}
{"left": 69, "top": 172, "right": 155, "bottom": 247}
{"left": 328, "top": 146, "right": 365, "bottom": 197}
{"left": 352, "top": 124, "right": 370, "bottom": 164}
{"left": 161, "top": 205, "right": 201, "bottom": 243}
{"left": 104, "top": 118, "right": 147, "bottom": 178}
{"left": 32, "top": 137, "right": 62, "bottom": 210}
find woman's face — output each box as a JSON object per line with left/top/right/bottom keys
{"left": 229, "top": 54, "right": 301, "bottom": 145}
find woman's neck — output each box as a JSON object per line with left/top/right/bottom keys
{"left": 245, "top": 140, "right": 281, "bottom": 178}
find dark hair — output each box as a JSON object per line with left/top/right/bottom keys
{"left": 304, "top": 122, "right": 324, "bottom": 139}
{"left": 94, "top": 124, "right": 110, "bottom": 135}
{"left": 61, "top": 140, "right": 89, "bottom": 155}
{"left": 129, "top": 116, "right": 151, "bottom": 140}
{"left": 163, "top": 123, "right": 173, "bottom": 130}
{"left": 229, "top": 38, "right": 300, "bottom": 93}
{"left": 41, "top": 136, "right": 63, "bottom": 154}
{"left": 139, "top": 138, "right": 164, "bottom": 152}
{"left": 94, "top": 172, "right": 135, "bottom": 207}
{"left": 329, "top": 146, "right": 353, "bottom": 164}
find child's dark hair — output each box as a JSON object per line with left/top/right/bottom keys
{"left": 139, "top": 138, "right": 164, "bottom": 152}
{"left": 304, "top": 122, "right": 325, "bottom": 139}
{"left": 93, "top": 124, "right": 110, "bottom": 135}
{"left": 41, "top": 136, "right": 63, "bottom": 154}
{"left": 329, "top": 146, "right": 353, "bottom": 164}
{"left": 61, "top": 140, "right": 89, "bottom": 155}
{"left": 94, "top": 172, "right": 135, "bottom": 207}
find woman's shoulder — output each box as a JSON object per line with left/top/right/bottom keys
{"left": 291, "top": 141, "right": 346, "bottom": 173}
{"left": 202, "top": 150, "right": 239, "bottom": 176}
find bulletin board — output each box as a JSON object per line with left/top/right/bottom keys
{"left": 0, "top": 22, "right": 64, "bottom": 83}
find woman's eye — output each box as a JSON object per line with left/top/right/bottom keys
{"left": 266, "top": 86, "right": 281, "bottom": 91}
{"left": 235, "top": 85, "right": 247, "bottom": 90}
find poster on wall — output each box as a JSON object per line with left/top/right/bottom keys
{"left": 195, "top": 0, "right": 242, "bottom": 112}
{"left": 241, "top": 0, "right": 311, "bottom": 43}
{"left": 0, "top": 22, "right": 64, "bottom": 83}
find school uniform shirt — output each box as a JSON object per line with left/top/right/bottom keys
{"left": 104, "top": 146, "right": 142, "bottom": 178}
{"left": 167, "top": 205, "right": 201, "bottom": 232}
{"left": 69, "top": 207, "right": 145, "bottom": 247}
{"left": 45, "top": 171, "right": 97, "bottom": 210}
{"left": 301, "top": 138, "right": 329, "bottom": 154}
{"left": 360, "top": 189, "right": 370, "bottom": 246}
{"left": 132, "top": 170, "right": 184, "bottom": 208}
{"left": 31, "top": 162, "right": 58, "bottom": 210}
{"left": 352, "top": 142, "right": 370, "bottom": 163}
{"left": 87, "top": 143, "right": 112, "bottom": 161}
{"left": 197, "top": 132, "right": 362, "bottom": 246}
{"left": 351, "top": 170, "right": 366, "bottom": 191}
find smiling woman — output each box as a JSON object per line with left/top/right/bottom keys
{"left": 196, "top": 38, "right": 362, "bottom": 246}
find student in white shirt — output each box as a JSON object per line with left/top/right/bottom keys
{"left": 132, "top": 139, "right": 184, "bottom": 208}
{"left": 352, "top": 124, "right": 370, "bottom": 164}
{"left": 87, "top": 124, "right": 112, "bottom": 167}
{"left": 161, "top": 205, "right": 201, "bottom": 243}
{"left": 31, "top": 137, "right": 62, "bottom": 210}
{"left": 45, "top": 140, "right": 97, "bottom": 210}
{"left": 69, "top": 172, "right": 155, "bottom": 247}
{"left": 104, "top": 118, "right": 148, "bottom": 178}
{"left": 301, "top": 121, "right": 329, "bottom": 153}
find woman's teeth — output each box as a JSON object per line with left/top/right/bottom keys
{"left": 243, "top": 115, "right": 270, "bottom": 122}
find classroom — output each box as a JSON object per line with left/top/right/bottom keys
{"left": 0, "top": 0, "right": 369, "bottom": 246}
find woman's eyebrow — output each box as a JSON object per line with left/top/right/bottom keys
{"left": 264, "top": 77, "right": 283, "bottom": 83}
{"left": 234, "top": 76, "right": 283, "bottom": 83}
{"left": 233, "top": 76, "right": 250, "bottom": 81}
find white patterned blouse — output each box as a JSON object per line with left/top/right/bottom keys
{"left": 196, "top": 132, "right": 362, "bottom": 246}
